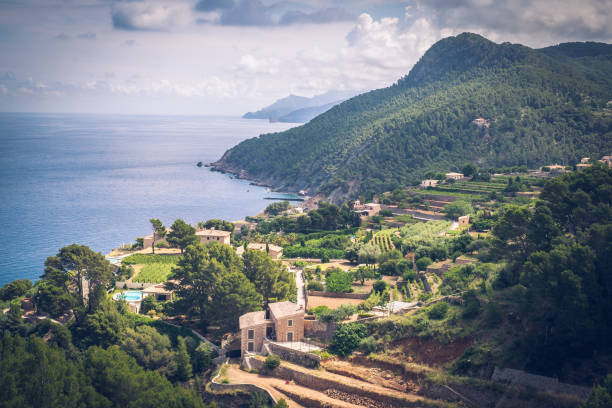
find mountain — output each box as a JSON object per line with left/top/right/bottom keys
{"left": 217, "top": 33, "right": 612, "bottom": 200}
{"left": 243, "top": 90, "right": 359, "bottom": 123}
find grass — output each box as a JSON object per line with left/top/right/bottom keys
{"left": 122, "top": 253, "right": 180, "bottom": 265}
{"left": 133, "top": 263, "right": 174, "bottom": 283}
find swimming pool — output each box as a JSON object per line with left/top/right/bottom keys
{"left": 114, "top": 290, "right": 143, "bottom": 302}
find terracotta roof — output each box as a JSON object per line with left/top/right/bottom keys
{"left": 196, "top": 229, "right": 231, "bottom": 237}
{"left": 268, "top": 301, "right": 303, "bottom": 319}
{"left": 239, "top": 310, "right": 267, "bottom": 329}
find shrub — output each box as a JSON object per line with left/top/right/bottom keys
{"left": 265, "top": 354, "right": 281, "bottom": 370}
{"left": 358, "top": 336, "right": 379, "bottom": 354}
{"left": 307, "top": 281, "right": 324, "bottom": 291}
{"left": 329, "top": 323, "right": 368, "bottom": 357}
{"left": 0, "top": 279, "right": 32, "bottom": 301}
{"left": 415, "top": 257, "right": 432, "bottom": 271}
{"left": 372, "top": 280, "right": 387, "bottom": 294}
{"left": 318, "top": 304, "right": 356, "bottom": 322}
{"left": 402, "top": 269, "right": 417, "bottom": 282}
{"left": 274, "top": 399, "right": 290, "bottom": 408}
{"left": 428, "top": 302, "right": 449, "bottom": 319}
{"left": 325, "top": 269, "right": 353, "bottom": 293}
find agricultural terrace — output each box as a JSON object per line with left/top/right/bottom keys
{"left": 369, "top": 229, "right": 396, "bottom": 252}
{"left": 399, "top": 220, "right": 451, "bottom": 251}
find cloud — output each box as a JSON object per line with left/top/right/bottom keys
{"left": 279, "top": 7, "right": 354, "bottom": 25}
{"left": 111, "top": 2, "right": 192, "bottom": 31}
{"left": 121, "top": 39, "right": 136, "bottom": 46}
{"left": 55, "top": 33, "right": 69, "bottom": 40}
{"left": 195, "top": 0, "right": 234, "bottom": 12}
{"left": 410, "top": 0, "right": 612, "bottom": 44}
{"left": 77, "top": 32, "right": 96, "bottom": 40}
{"left": 195, "top": 0, "right": 354, "bottom": 26}
{"left": 219, "top": 0, "right": 272, "bottom": 26}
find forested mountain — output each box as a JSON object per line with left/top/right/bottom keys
{"left": 216, "top": 33, "right": 612, "bottom": 200}
{"left": 242, "top": 90, "right": 358, "bottom": 123}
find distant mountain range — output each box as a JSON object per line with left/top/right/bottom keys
{"left": 218, "top": 33, "right": 612, "bottom": 201}
{"left": 243, "top": 90, "right": 361, "bottom": 123}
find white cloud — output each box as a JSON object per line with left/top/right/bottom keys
{"left": 111, "top": 2, "right": 193, "bottom": 31}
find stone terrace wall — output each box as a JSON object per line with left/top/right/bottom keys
{"left": 247, "top": 357, "right": 417, "bottom": 408}
{"left": 491, "top": 367, "right": 591, "bottom": 399}
{"left": 307, "top": 291, "right": 369, "bottom": 299}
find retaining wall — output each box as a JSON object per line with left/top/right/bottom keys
{"left": 114, "top": 281, "right": 155, "bottom": 289}
{"left": 264, "top": 340, "right": 321, "bottom": 367}
{"left": 491, "top": 367, "right": 590, "bottom": 399}
{"left": 304, "top": 319, "right": 337, "bottom": 341}
{"left": 307, "top": 291, "right": 369, "bottom": 299}
{"left": 247, "top": 357, "right": 417, "bottom": 407}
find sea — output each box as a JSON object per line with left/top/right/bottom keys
{"left": 0, "top": 113, "right": 298, "bottom": 286}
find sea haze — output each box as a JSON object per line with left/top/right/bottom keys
{"left": 0, "top": 113, "right": 298, "bottom": 286}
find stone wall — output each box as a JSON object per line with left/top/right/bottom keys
{"left": 307, "top": 290, "right": 369, "bottom": 299}
{"left": 304, "top": 319, "right": 337, "bottom": 341}
{"left": 114, "top": 281, "right": 156, "bottom": 289}
{"left": 247, "top": 357, "right": 416, "bottom": 407}
{"left": 491, "top": 367, "right": 591, "bottom": 399}
{"left": 264, "top": 341, "right": 321, "bottom": 367}
{"left": 209, "top": 371, "right": 276, "bottom": 404}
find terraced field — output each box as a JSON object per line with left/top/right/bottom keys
{"left": 370, "top": 230, "right": 396, "bottom": 252}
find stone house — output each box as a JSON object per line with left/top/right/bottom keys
{"left": 236, "top": 243, "right": 283, "bottom": 259}
{"left": 445, "top": 172, "right": 464, "bottom": 180}
{"left": 420, "top": 179, "right": 439, "bottom": 188}
{"left": 353, "top": 202, "right": 381, "bottom": 217}
{"left": 196, "top": 228, "right": 231, "bottom": 245}
{"left": 239, "top": 301, "right": 304, "bottom": 355}
{"left": 458, "top": 214, "right": 470, "bottom": 227}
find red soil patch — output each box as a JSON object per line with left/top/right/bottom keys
{"left": 392, "top": 337, "right": 472, "bottom": 367}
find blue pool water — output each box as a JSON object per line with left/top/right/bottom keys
{"left": 115, "top": 290, "right": 143, "bottom": 302}
{"left": 0, "top": 113, "right": 298, "bottom": 286}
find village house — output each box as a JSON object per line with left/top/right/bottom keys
{"left": 576, "top": 163, "right": 592, "bottom": 170}
{"left": 236, "top": 242, "right": 283, "bottom": 259}
{"left": 353, "top": 201, "right": 381, "bottom": 217}
{"left": 196, "top": 228, "right": 231, "bottom": 245}
{"left": 420, "top": 179, "right": 439, "bottom": 188}
{"left": 142, "top": 283, "right": 173, "bottom": 302}
{"left": 544, "top": 164, "right": 567, "bottom": 173}
{"left": 239, "top": 301, "right": 304, "bottom": 355}
{"left": 472, "top": 117, "right": 490, "bottom": 127}
{"left": 599, "top": 155, "right": 612, "bottom": 168}
{"left": 458, "top": 214, "right": 470, "bottom": 227}
{"left": 445, "top": 172, "right": 464, "bottom": 180}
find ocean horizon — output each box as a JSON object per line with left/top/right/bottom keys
{"left": 0, "top": 112, "right": 298, "bottom": 286}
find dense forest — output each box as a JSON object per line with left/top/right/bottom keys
{"left": 214, "top": 33, "right": 612, "bottom": 200}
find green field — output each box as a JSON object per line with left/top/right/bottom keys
{"left": 122, "top": 254, "right": 180, "bottom": 265}
{"left": 132, "top": 263, "right": 174, "bottom": 283}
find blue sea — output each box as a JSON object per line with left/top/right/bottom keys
{"left": 0, "top": 113, "right": 298, "bottom": 286}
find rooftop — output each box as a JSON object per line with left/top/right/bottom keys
{"left": 239, "top": 310, "right": 266, "bottom": 329}
{"left": 269, "top": 301, "right": 303, "bottom": 319}
{"left": 247, "top": 243, "right": 283, "bottom": 252}
{"left": 196, "top": 229, "right": 231, "bottom": 237}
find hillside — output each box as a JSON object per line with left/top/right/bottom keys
{"left": 215, "top": 33, "right": 612, "bottom": 200}
{"left": 242, "top": 90, "right": 358, "bottom": 123}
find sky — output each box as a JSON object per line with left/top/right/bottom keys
{"left": 1, "top": 0, "right": 611, "bottom": 115}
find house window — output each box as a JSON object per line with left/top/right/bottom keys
{"left": 287, "top": 332, "right": 293, "bottom": 342}
{"left": 288, "top": 319, "right": 293, "bottom": 327}
{"left": 247, "top": 329, "right": 254, "bottom": 340}
{"left": 247, "top": 342, "right": 254, "bottom": 352}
